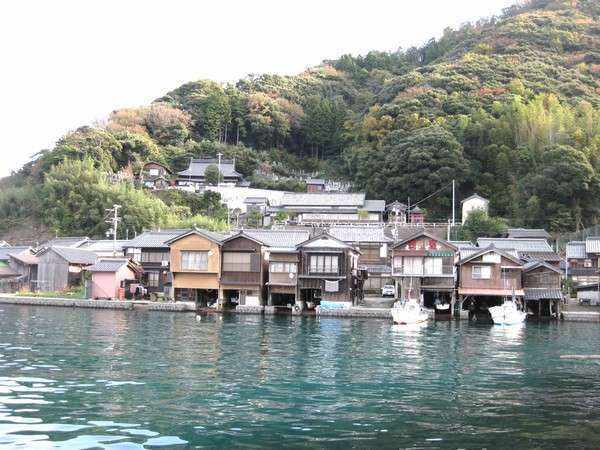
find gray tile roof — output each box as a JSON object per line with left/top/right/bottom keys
{"left": 566, "top": 241, "right": 587, "bottom": 259}
{"left": 363, "top": 199, "right": 386, "bottom": 212}
{"left": 523, "top": 260, "right": 562, "bottom": 273}
{"left": 87, "top": 258, "right": 131, "bottom": 272}
{"left": 328, "top": 227, "right": 392, "bottom": 243}
{"left": 79, "top": 240, "right": 130, "bottom": 252}
{"left": 524, "top": 288, "right": 563, "bottom": 301}
{"left": 0, "top": 246, "right": 30, "bottom": 261}
{"left": 519, "top": 251, "right": 562, "bottom": 262}
{"left": 450, "top": 241, "right": 475, "bottom": 249}
{"left": 507, "top": 228, "right": 551, "bottom": 239}
{"left": 51, "top": 247, "right": 97, "bottom": 265}
{"left": 43, "top": 236, "right": 89, "bottom": 248}
{"left": 124, "top": 230, "right": 189, "bottom": 249}
{"left": 585, "top": 237, "right": 600, "bottom": 254}
{"left": 243, "top": 230, "right": 310, "bottom": 248}
{"left": 281, "top": 192, "right": 365, "bottom": 207}
{"left": 477, "top": 238, "right": 553, "bottom": 253}
{"left": 177, "top": 159, "right": 241, "bottom": 178}
{"left": 459, "top": 246, "right": 521, "bottom": 264}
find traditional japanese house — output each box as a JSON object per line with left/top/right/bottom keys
{"left": 522, "top": 260, "right": 562, "bottom": 319}
{"left": 306, "top": 178, "right": 325, "bottom": 193}
{"left": 566, "top": 238, "right": 600, "bottom": 286}
{"left": 278, "top": 192, "right": 385, "bottom": 224}
{"left": 243, "top": 230, "right": 310, "bottom": 309}
{"left": 296, "top": 232, "right": 363, "bottom": 310}
{"left": 7, "top": 250, "right": 38, "bottom": 292}
{"left": 176, "top": 158, "right": 242, "bottom": 187}
{"left": 139, "top": 162, "right": 172, "bottom": 189}
{"left": 386, "top": 201, "right": 408, "bottom": 224}
{"left": 87, "top": 258, "right": 142, "bottom": 300}
{"left": 328, "top": 226, "right": 393, "bottom": 294}
{"left": 123, "top": 230, "right": 185, "bottom": 297}
{"left": 36, "top": 247, "right": 97, "bottom": 292}
{"left": 166, "top": 228, "right": 227, "bottom": 305}
{"left": 506, "top": 228, "right": 551, "bottom": 240}
{"left": 477, "top": 237, "right": 560, "bottom": 267}
{"left": 391, "top": 231, "right": 457, "bottom": 312}
{"left": 457, "top": 245, "right": 524, "bottom": 321}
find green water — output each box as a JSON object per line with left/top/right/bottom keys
{"left": 0, "top": 305, "right": 599, "bottom": 449}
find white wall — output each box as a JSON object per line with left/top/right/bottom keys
{"left": 203, "top": 186, "right": 288, "bottom": 212}
{"left": 462, "top": 198, "right": 488, "bottom": 224}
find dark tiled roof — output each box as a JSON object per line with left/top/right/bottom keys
{"left": 363, "top": 199, "right": 386, "bottom": 212}
{"left": 523, "top": 260, "right": 562, "bottom": 273}
{"left": 459, "top": 245, "right": 522, "bottom": 265}
{"left": 328, "top": 227, "right": 392, "bottom": 243}
{"left": 524, "top": 288, "right": 563, "bottom": 300}
{"left": 177, "top": 159, "right": 242, "bottom": 178}
{"left": 51, "top": 247, "right": 97, "bottom": 265}
{"left": 78, "top": 240, "right": 130, "bottom": 253}
{"left": 585, "top": 237, "right": 600, "bottom": 254}
{"left": 87, "top": 258, "right": 131, "bottom": 272}
{"left": 43, "top": 237, "right": 89, "bottom": 248}
{"left": 9, "top": 252, "right": 38, "bottom": 265}
{"left": 0, "top": 246, "right": 30, "bottom": 261}
{"left": 507, "top": 228, "right": 550, "bottom": 239}
{"left": 477, "top": 238, "right": 553, "bottom": 253}
{"left": 243, "top": 230, "right": 310, "bottom": 248}
{"left": 281, "top": 192, "right": 365, "bottom": 207}
{"left": 519, "top": 251, "right": 562, "bottom": 262}
{"left": 566, "top": 241, "right": 587, "bottom": 259}
{"left": 124, "top": 230, "right": 189, "bottom": 249}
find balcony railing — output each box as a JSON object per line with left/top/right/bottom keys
{"left": 392, "top": 265, "right": 454, "bottom": 276}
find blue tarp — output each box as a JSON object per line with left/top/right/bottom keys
{"left": 319, "top": 301, "right": 346, "bottom": 310}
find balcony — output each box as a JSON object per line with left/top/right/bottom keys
{"left": 392, "top": 265, "right": 454, "bottom": 277}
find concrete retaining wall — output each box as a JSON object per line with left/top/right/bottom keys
{"left": 236, "top": 305, "right": 265, "bottom": 314}
{"left": 0, "top": 296, "right": 134, "bottom": 310}
{"left": 562, "top": 311, "right": 600, "bottom": 322}
{"left": 317, "top": 307, "right": 391, "bottom": 319}
{"left": 148, "top": 302, "right": 196, "bottom": 312}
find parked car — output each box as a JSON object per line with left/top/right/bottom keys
{"left": 381, "top": 284, "right": 395, "bottom": 297}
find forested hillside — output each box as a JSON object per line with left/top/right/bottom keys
{"left": 1, "top": 0, "right": 599, "bottom": 239}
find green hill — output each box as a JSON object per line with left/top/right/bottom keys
{"left": 1, "top": 0, "right": 599, "bottom": 239}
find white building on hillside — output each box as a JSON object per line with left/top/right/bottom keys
{"left": 461, "top": 194, "right": 489, "bottom": 224}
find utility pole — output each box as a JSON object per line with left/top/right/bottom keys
{"left": 452, "top": 179, "right": 456, "bottom": 226}
{"left": 105, "top": 204, "right": 122, "bottom": 257}
{"left": 217, "top": 152, "right": 222, "bottom": 186}
{"left": 407, "top": 196, "right": 410, "bottom": 225}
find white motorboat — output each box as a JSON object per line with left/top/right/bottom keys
{"left": 391, "top": 299, "right": 429, "bottom": 325}
{"left": 489, "top": 300, "right": 527, "bottom": 326}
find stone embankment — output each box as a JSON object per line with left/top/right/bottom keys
{"left": 0, "top": 296, "right": 133, "bottom": 309}
{"left": 562, "top": 311, "right": 600, "bottom": 322}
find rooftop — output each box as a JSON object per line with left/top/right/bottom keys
{"left": 328, "top": 227, "right": 393, "bottom": 243}
{"left": 281, "top": 192, "right": 366, "bottom": 207}
{"left": 177, "top": 158, "right": 242, "bottom": 179}
{"left": 48, "top": 247, "right": 97, "bottom": 265}
{"left": 507, "top": 228, "right": 551, "bottom": 239}
{"left": 124, "top": 230, "right": 190, "bottom": 249}
{"left": 0, "top": 246, "right": 30, "bottom": 261}
{"left": 477, "top": 238, "right": 553, "bottom": 253}
{"left": 243, "top": 229, "right": 311, "bottom": 248}
{"left": 566, "top": 241, "right": 587, "bottom": 259}
{"left": 585, "top": 236, "right": 600, "bottom": 254}
{"left": 78, "top": 240, "right": 130, "bottom": 252}
{"left": 87, "top": 258, "right": 133, "bottom": 272}
{"left": 42, "top": 236, "right": 89, "bottom": 248}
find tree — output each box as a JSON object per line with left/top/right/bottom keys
{"left": 460, "top": 209, "right": 508, "bottom": 241}
{"left": 381, "top": 125, "right": 469, "bottom": 218}
{"left": 245, "top": 208, "right": 263, "bottom": 228}
{"left": 204, "top": 164, "right": 220, "bottom": 186}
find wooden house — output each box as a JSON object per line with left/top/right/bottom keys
{"left": 328, "top": 226, "right": 393, "bottom": 294}
{"left": 296, "top": 233, "right": 363, "bottom": 310}
{"left": 166, "top": 228, "right": 226, "bottom": 305}
{"left": 123, "top": 230, "right": 187, "bottom": 298}
{"left": 523, "top": 260, "right": 562, "bottom": 319}
{"left": 306, "top": 178, "right": 325, "bottom": 193}
{"left": 457, "top": 246, "right": 524, "bottom": 320}
{"left": 8, "top": 250, "right": 39, "bottom": 292}
{"left": 391, "top": 231, "right": 457, "bottom": 311}
{"left": 36, "top": 247, "right": 97, "bottom": 292}
{"left": 140, "top": 162, "right": 172, "bottom": 189}
{"left": 566, "top": 239, "right": 600, "bottom": 286}
{"left": 176, "top": 158, "right": 242, "bottom": 187}
{"left": 477, "top": 237, "right": 561, "bottom": 267}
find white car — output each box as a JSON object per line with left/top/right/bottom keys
{"left": 381, "top": 284, "right": 396, "bottom": 297}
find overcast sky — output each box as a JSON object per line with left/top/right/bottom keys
{"left": 0, "top": 0, "right": 515, "bottom": 178}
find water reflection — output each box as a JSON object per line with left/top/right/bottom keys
{"left": 0, "top": 306, "right": 599, "bottom": 449}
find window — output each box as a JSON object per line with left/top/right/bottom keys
{"left": 147, "top": 271, "right": 159, "bottom": 287}
{"left": 149, "top": 168, "right": 159, "bottom": 176}
{"left": 403, "top": 257, "right": 423, "bottom": 275}
{"left": 181, "top": 251, "right": 208, "bottom": 271}
{"left": 223, "top": 252, "right": 252, "bottom": 272}
{"left": 309, "top": 255, "right": 339, "bottom": 273}
{"left": 584, "top": 259, "right": 592, "bottom": 268}
{"left": 472, "top": 265, "right": 491, "bottom": 279}
{"left": 424, "top": 257, "right": 443, "bottom": 275}
{"left": 141, "top": 251, "right": 169, "bottom": 263}
{"left": 270, "top": 262, "right": 297, "bottom": 273}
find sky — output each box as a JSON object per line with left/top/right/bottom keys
{"left": 0, "top": 0, "right": 516, "bottom": 178}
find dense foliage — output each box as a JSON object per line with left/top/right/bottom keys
{"left": 2, "top": 0, "right": 600, "bottom": 237}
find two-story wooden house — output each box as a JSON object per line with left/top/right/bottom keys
{"left": 457, "top": 245, "right": 524, "bottom": 320}
{"left": 296, "top": 233, "right": 363, "bottom": 310}
{"left": 523, "top": 260, "right": 562, "bottom": 319}
{"left": 391, "top": 231, "right": 457, "bottom": 313}
{"left": 124, "top": 230, "right": 186, "bottom": 298}
{"left": 328, "top": 227, "right": 393, "bottom": 294}
{"left": 139, "top": 162, "right": 172, "bottom": 190}
{"left": 566, "top": 238, "right": 600, "bottom": 286}
{"left": 166, "top": 228, "right": 228, "bottom": 305}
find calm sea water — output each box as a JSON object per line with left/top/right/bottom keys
{"left": 0, "top": 305, "right": 599, "bottom": 449}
